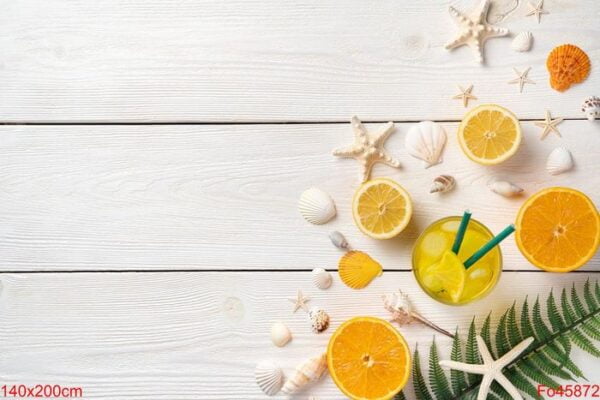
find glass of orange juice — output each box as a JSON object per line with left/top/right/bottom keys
{"left": 412, "top": 216, "right": 502, "bottom": 305}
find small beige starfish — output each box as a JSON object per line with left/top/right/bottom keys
{"left": 508, "top": 67, "right": 535, "bottom": 93}
{"left": 526, "top": 0, "right": 548, "bottom": 23}
{"left": 288, "top": 290, "right": 310, "bottom": 313}
{"left": 535, "top": 110, "right": 564, "bottom": 140}
{"left": 445, "top": 0, "right": 510, "bottom": 63}
{"left": 333, "top": 116, "right": 401, "bottom": 182}
{"left": 453, "top": 85, "right": 477, "bottom": 108}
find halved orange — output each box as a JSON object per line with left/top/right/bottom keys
{"left": 458, "top": 104, "right": 522, "bottom": 165}
{"left": 515, "top": 187, "right": 600, "bottom": 272}
{"left": 327, "top": 317, "right": 411, "bottom": 400}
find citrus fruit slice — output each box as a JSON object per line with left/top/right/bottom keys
{"left": 457, "top": 104, "right": 522, "bottom": 165}
{"left": 352, "top": 178, "right": 413, "bottom": 240}
{"left": 327, "top": 317, "right": 411, "bottom": 400}
{"left": 515, "top": 187, "right": 600, "bottom": 272}
{"left": 420, "top": 250, "right": 466, "bottom": 303}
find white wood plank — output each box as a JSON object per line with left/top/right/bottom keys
{"left": 0, "top": 271, "right": 598, "bottom": 399}
{"left": 1, "top": 121, "right": 598, "bottom": 271}
{"left": 0, "top": 0, "right": 598, "bottom": 122}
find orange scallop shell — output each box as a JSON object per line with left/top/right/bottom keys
{"left": 546, "top": 44, "right": 591, "bottom": 92}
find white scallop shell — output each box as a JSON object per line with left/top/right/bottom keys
{"left": 488, "top": 180, "right": 524, "bottom": 197}
{"left": 298, "top": 187, "right": 336, "bottom": 225}
{"left": 270, "top": 322, "right": 292, "bottom": 347}
{"left": 311, "top": 268, "right": 332, "bottom": 290}
{"left": 511, "top": 31, "right": 533, "bottom": 52}
{"left": 281, "top": 353, "right": 328, "bottom": 395}
{"left": 546, "top": 147, "right": 574, "bottom": 175}
{"left": 255, "top": 360, "right": 284, "bottom": 396}
{"left": 405, "top": 121, "right": 447, "bottom": 168}
{"left": 582, "top": 96, "right": 600, "bottom": 121}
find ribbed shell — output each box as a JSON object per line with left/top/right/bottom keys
{"left": 546, "top": 147, "right": 573, "bottom": 175}
{"left": 511, "top": 31, "right": 533, "bottom": 52}
{"left": 298, "top": 187, "right": 336, "bottom": 225}
{"left": 255, "top": 360, "right": 284, "bottom": 396}
{"left": 405, "top": 121, "right": 447, "bottom": 168}
{"left": 338, "top": 250, "right": 382, "bottom": 289}
{"left": 430, "top": 175, "right": 455, "bottom": 193}
{"left": 546, "top": 44, "right": 591, "bottom": 92}
{"left": 281, "top": 353, "right": 328, "bottom": 395}
{"left": 311, "top": 268, "right": 332, "bottom": 290}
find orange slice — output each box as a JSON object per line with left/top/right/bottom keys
{"left": 515, "top": 187, "right": 600, "bottom": 272}
{"left": 457, "top": 104, "right": 522, "bottom": 165}
{"left": 327, "top": 317, "right": 411, "bottom": 400}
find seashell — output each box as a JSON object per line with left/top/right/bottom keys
{"left": 338, "top": 250, "right": 383, "bottom": 289}
{"left": 430, "top": 175, "right": 455, "bottom": 194}
{"left": 281, "top": 353, "right": 328, "bottom": 395}
{"left": 546, "top": 147, "right": 574, "bottom": 175}
{"left": 405, "top": 121, "right": 447, "bottom": 168}
{"left": 298, "top": 187, "right": 336, "bottom": 225}
{"left": 329, "top": 231, "right": 349, "bottom": 250}
{"left": 546, "top": 44, "right": 591, "bottom": 92}
{"left": 582, "top": 96, "right": 600, "bottom": 121}
{"left": 488, "top": 180, "right": 524, "bottom": 197}
{"left": 311, "top": 268, "right": 332, "bottom": 290}
{"left": 270, "top": 322, "right": 292, "bottom": 347}
{"left": 255, "top": 360, "right": 284, "bottom": 396}
{"left": 511, "top": 31, "right": 533, "bottom": 52}
{"left": 308, "top": 307, "right": 330, "bottom": 333}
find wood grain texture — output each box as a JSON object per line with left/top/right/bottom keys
{"left": 0, "top": 272, "right": 597, "bottom": 399}
{"left": 0, "top": 122, "right": 598, "bottom": 271}
{"left": 0, "top": 0, "right": 598, "bottom": 122}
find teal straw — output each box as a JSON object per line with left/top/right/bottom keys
{"left": 451, "top": 210, "right": 472, "bottom": 254}
{"left": 463, "top": 224, "right": 516, "bottom": 269}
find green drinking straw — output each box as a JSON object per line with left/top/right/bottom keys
{"left": 463, "top": 224, "right": 516, "bottom": 269}
{"left": 451, "top": 210, "right": 472, "bottom": 254}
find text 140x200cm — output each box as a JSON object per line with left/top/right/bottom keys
{"left": 1, "top": 384, "right": 82, "bottom": 398}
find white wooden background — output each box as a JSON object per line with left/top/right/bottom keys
{"left": 0, "top": 0, "right": 598, "bottom": 399}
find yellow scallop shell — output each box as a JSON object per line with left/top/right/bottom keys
{"left": 338, "top": 250, "right": 383, "bottom": 289}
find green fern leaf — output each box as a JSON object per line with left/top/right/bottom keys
{"left": 595, "top": 281, "right": 600, "bottom": 301}
{"left": 450, "top": 329, "right": 467, "bottom": 395}
{"left": 532, "top": 296, "right": 552, "bottom": 339}
{"left": 547, "top": 290, "right": 566, "bottom": 330}
{"left": 528, "top": 351, "right": 574, "bottom": 381}
{"left": 506, "top": 302, "right": 522, "bottom": 346}
{"left": 571, "top": 283, "right": 587, "bottom": 318}
{"left": 517, "top": 360, "right": 560, "bottom": 390}
{"left": 541, "top": 345, "right": 586, "bottom": 379}
{"left": 569, "top": 327, "right": 600, "bottom": 357}
{"left": 393, "top": 391, "right": 406, "bottom": 400}
{"left": 520, "top": 296, "right": 534, "bottom": 339}
{"left": 465, "top": 319, "right": 482, "bottom": 387}
{"left": 505, "top": 368, "right": 541, "bottom": 400}
{"left": 584, "top": 279, "right": 599, "bottom": 311}
{"left": 489, "top": 381, "right": 512, "bottom": 400}
{"left": 495, "top": 309, "right": 510, "bottom": 356}
{"left": 481, "top": 313, "right": 496, "bottom": 359}
{"left": 413, "top": 346, "right": 433, "bottom": 400}
{"left": 561, "top": 288, "right": 574, "bottom": 325}
{"left": 429, "top": 338, "right": 452, "bottom": 399}
{"left": 581, "top": 321, "right": 600, "bottom": 340}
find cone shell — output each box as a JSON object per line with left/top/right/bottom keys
{"left": 546, "top": 147, "right": 573, "bottom": 175}
{"left": 511, "top": 31, "right": 533, "bottom": 52}
{"left": 546, "top": 44, "right": 591, "bottom": 92}
{"left": 430, "top": 175, "right": 455, "bottom": 193}
{"left": 311, "top": 268, "right": 332, "bottom": 290}
{"left": 298, "top": 187, "right": 336, "bottom": 225}
{"left": 488, "top": 180, "right": 524, "bottom": 197}
{"left": 270, "top": 322, "right": 292, "bottom": 347}
{"left": 255, "top": 360, "right": 284, "bottom": 396}
{"left": 405, "top": 121, "right": 447, "bottom": 168}
{"left": 582, "top": 96, "right": 600, "bottom": 121}
{"left": 329, "top": 230, "right": 349, "bottom": 250}
{"left": 281, "top": 353, "right": 328, "bottom": 395}
{"left": 338, "top": 250, "right": 383, "bottom": 289}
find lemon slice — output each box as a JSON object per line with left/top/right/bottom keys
{"left": 421, "top": 250, "right": 466, "bottom": 303}
{"left": 458, "top": 104, "right": 522, "bottom": 165}
{"left": 352, "top": 178, "right": 413, "bottom": 240}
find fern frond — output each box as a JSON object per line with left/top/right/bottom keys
{"left": 413, "top": 346, "right": 433, "bottom": 400}
{"left": 429, "top": 338, "right": 452, "bottom": 399}
{"left": 480, "top": 313, "right": 495, "bottom": 359}
{"left": 518, "top": 360, "right": 560, "bottom": 390}
{"left": 561, "top": 288, "right": 574, "bottom": 325}
{"left": 495, "top": 309, "right": 510, "bottom": 356}
{"left": 547, "top": 290, "right": 566, "bottom": 330}
{"left": 506, "top": 302, "right": 521, "bottom": 346}
{"left": 569, "top": 327, "right": 600, "bottom": 357}
{"left": 532, "top": 296, "right": 552, "bottom": 340}
{"left": 584, "top": 278, "right": 599, "bottom": 311}
{"left": 465, "top": 319, "right": 481, "bottom": 387}
{"left": 450, "top": 329, "right": 467, "bottom": 395}
{"left": 505, "top": 369, "right": 541, "bottom": 400}
{"left": 393, "top": 391, "right": 406, "bottom": 400}
{"left": 528, "top": 351, "right": 574, "bottom": 381}
{"left": 520, "top": 296, "right": 534, "bottom": 339}
{"left": 582, "top": 320, "right": 600, "bottom": 340}
{"left": 571, "top": 283, "right": 586, "bottom": 318}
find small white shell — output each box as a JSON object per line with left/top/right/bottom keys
{"left": 546, "top": 147, "right": 574, "bottom": 175}
{"left": 308, "top": 307, "right": 330, "bottom": 333}
{"left": 511, "top": 31, "right": 533, "bottom": 52}
{"left": 430, "top": 175, "right": 455, "bottom": 193}
{"left": 488, "top": 180, "right": 524, "bottom": 197}
{"left": 255, "top": 360, "right": 284, "bottom": 396}
{"left": 281, "top": 353, "right": 328, "bottom": 395}
{"left": 311, "top": 268, "right": 332, "bottom": 290}
{"left": 270, "top": 322, "right": 292, "bottom": 347}
{"left": 329, "top": 231, "right": 349, "bottom": 250}
{"left": 405, "top": 121, "right": 447, "bottom": 168}
{"left": 298, "top": 187, "right": 336, "bottom": 225}
{"left": 582, "top": 96, "right": 600, "bottom": 121}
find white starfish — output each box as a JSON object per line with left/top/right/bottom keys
{"left": 453, "top": 84, "right": 477, "bottom": 107}
{"left": 526, "top": 0, "right": 548, "bottom": 24}
{"left": 333, "top": 116, "right": 401, "bottom": 182}
{"left": 535, "top": 110, "right": 564, "bottom": 140}
{"left": 288, "top": 289, "right": 310, "bottom": 313}
{"left": 445, "top": 0, "right": 509, "bottom": 63}
{"left": 440, "top": 336, "right": 534, "bottom": 400}
{"left": 508, "top": 67, "right": 535, "bottom": 93}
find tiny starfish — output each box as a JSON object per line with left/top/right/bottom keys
{"left": 535, "top": 110, "right": 564, "bottom": 140}
{"left": 453, "top": 85, "right": 477, "bottom": 107}
{"left": 440, "top": 335, "right": 534, "bottom": 400}
{"left": 288, "top": 289, "right": 310, "bottom": 313}
{"left": 333, "top": 116, "right": 401, "bottom": 182}
{"left": 526, "top": 0, "right": 548, "bottom": 23}
{"left": 508, "top": 67, "right": 535, "bottom": 93}
{"left": 445, "top": 0, "right": 510, "bottom": 63}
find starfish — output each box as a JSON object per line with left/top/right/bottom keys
{"left": 535, "top": 110, "right": 564, "bottom": 140}
{"left": 288, "top": 289, "right": 310, "bottom": 313}
{"left": 453, "top": 85, "right": 477, "bottom": 107}
{"left": 333, "top": 116, "right": 401, "bottom": 182}
{"left": 508, "top": 67, "right": 535, "bottom": 93}
{"left": 440, "top": 335, "right": 534, "bottom": 400}
{"left": 526, "top": 0, "right": 548, "bottom": 23}
{"left": 445, "top": 0, "right": 509, "bottom": 63}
